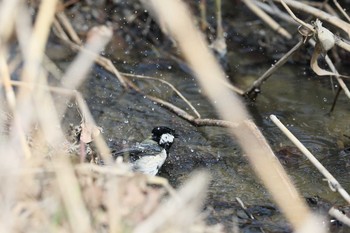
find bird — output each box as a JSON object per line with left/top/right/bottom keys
{"left": 112, "top": 126, "right": 178, "bottom": 176}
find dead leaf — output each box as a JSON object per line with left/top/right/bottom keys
{"left": 80, "top": 121, "right": 102, "bottom": 143}
{"left": 310, "top": 43, "right": 336, "bottom": 77}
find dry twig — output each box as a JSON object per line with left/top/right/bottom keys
{"left": 122, "top": 73, "right": 201, "bottom": 118}
{"left": 245, "top": 38, "right": 305, "bottom": 97}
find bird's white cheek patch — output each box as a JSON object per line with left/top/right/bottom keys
{"left": 160, "top": 133, "right": 174, "bottom": 144}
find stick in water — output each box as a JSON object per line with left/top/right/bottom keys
{"left": 270, "top": 114, "right": 350, "bottom": 204}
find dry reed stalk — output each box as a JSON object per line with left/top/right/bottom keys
{"left": 140, "top": 0, "right": 323, "bottom": 231}
{"left": 0, "top": 0, "right": 21, "bottom": 42}
{"left": 61, "top": 26, "right": 113, "bottom": 88}
{"left": 0, "top": 1, "right": 32, "bottom": 159}
{"left": 270, "top": 115, "right": 350, "bottom": 204}
{"left": 32, "top": 73, "right": 93, "bottom": 232}
{"left": 8, "top": 0, "right": 58, "bottom": 161}
{"left": 274, "top": 0, "right": 350, "bottom": 37}
{"left": 53, "top": 16, "right": 128, "bottom": 88}
{"left": 242, "top": 0, "right": 292, "bottom": 39}
{"left": 19, "top": 0, "right": 58, "bottom": 86}
{"left": 54, "top": 158, "right": 93, "bottom": 233}
{"left": 134, "top": 171, "right": 211, "bottom": 233}
{"left": 0, "top": 51, "right": 32, "bottom": 159}
{"left": 0, "top": 2, "right": 33, "bottom": 230}
{"left": 33, "top": 73, "right": 66, "bottom": 147}
{"left": 56, "top": 11, "right": 83, "bottom": 45}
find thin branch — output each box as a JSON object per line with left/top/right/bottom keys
{"left": 220, "top": 79, "right": 245, "bottom": 95}
{"left": 329, "top": 86, "right": 342, "bottom": 112}
{"left": 146, "top": 95, "right": 239, "bottom": 128}
{"left": 245, "top": 38, "right": 305, "bottom": 97}
{"left": 122, "top": 73, "right": 201, "bottom": 118}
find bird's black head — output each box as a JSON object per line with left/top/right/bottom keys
{"left": 151, "top": 126, "right": 178, "bottom": 151}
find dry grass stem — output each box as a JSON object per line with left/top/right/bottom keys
{"left": 61, "top": 26, "right": 113, "bottom": 89}
{"left": 133, "top": 171, "right": 211, "bottom": 233}
{"left": 56, "top": 11, "right": 83, "bottom": 45}
{"left": 242, "top": 0, "right": 292, "bottom": 39}
{"left": 141, "top": 0, "right": 320, "bottom": 230}
{"left": 270, "top": 114, "right": 350, "bottom": 204}
{"left": 0, "top": 50, "right": 32, "bottom": 159}
{"left": 0, "top": 0, "right": 20, "bottom": 42}
{"left": 33, "top": 73, "right": 66, "bottom": 147}
{"left": 53, "top": 18, "right": 128, "bottom": 88}
{"left": 19, "top": 0, "right": 58, "bottom": 84}
{"left": 54, "top": 158, "right": 92, "bottom": 233}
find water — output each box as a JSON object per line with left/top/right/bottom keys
{"left": 51, "top": 5, "right": 350, "bottom": 229}
{"left": 70, "top": 56, "right": 350, "bottom": 231}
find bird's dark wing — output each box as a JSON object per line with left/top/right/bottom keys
{"left": 112, "top": 140, "right": 163, "bottom": 162}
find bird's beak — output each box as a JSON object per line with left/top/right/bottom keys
{"left": 173, "top": 133, "right": 179, "bottom": 138}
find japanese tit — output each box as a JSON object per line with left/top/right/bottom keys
{"left": 112, "top": 126, "right": 178, "bottom": 175}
